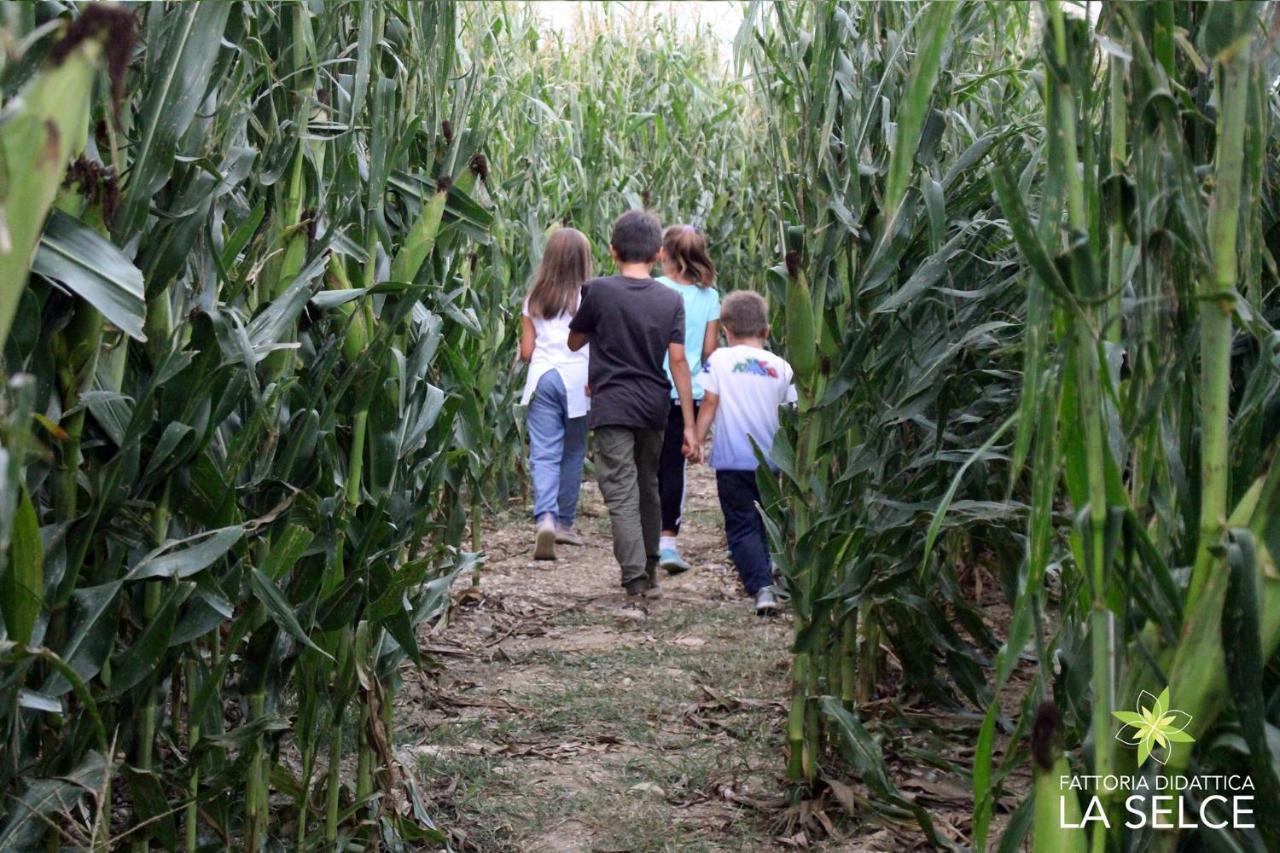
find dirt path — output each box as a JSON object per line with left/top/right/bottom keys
{"left": 394, "top": 464, "right": 982, "bottom": 851}
{"left": 396, "top": 463, "right": 803, "bottom": 850}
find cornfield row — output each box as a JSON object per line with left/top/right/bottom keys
{"left": 0, "top": 1, "right": 1278, "bottom": 850}
{"left": 0, "top": 1, "right": 492, "bottom": 847}
{"left": 0, "top": 1, "right": 768, "bottom": 849}
{"left": 745, "top": 1, "right": 1280, "bottom": 850}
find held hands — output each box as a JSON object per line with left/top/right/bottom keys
{"left": 681, "top": 426, "right": 702, "bottom": 464}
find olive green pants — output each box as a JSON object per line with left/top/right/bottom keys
{"left": 592, "top": 427, "right": 663, "bottom": 588}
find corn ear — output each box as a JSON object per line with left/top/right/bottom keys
{"left": 0, "top": 36, "right": 102, "bottom": 349}
{"left": 784, "top": 251, "right": 818, "bottom": 380}
{"left": 1031, "top": 702, "right": 1086, "bottom": 853}
{"left": 390, "top": 176, "right": 450, "bottom": 283}
{"left": 325, "top": 254, "right": 371, "bottom": 362}
{"left": 452, "top": 154, "right": 488, "bottom": 197}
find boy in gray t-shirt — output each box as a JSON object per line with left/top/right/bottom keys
{"left": 568, "top": 211, "right": 698, "bottom": 597}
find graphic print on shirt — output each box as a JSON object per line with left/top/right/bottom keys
{"left": 732, "top": 358, "right": 779, "bottom": 378}
{"left": 702, "top": 344, "right": 797, "bottom": 471}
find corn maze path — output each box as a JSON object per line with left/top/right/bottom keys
{"left": 396, "top": 463, "right": 985, "bottom": 851}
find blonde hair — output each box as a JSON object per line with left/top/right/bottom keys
{"left": 526, "top": 228, "right": 592, "bottom": 319}
{"left": 662, "top": 224, "right": 715, "bottom": 287}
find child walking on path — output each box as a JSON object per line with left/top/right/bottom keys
{"left": 567, "top": 210, "right": 699, "bottom": 598}
{"left": 695, "top": 291, "right": 796, "bottom": 614}
{"left": 519, "top": 228, "right": 593, "bottom": 561}
{"left": 655, "top": 225, "right": 720, "bottom": 575}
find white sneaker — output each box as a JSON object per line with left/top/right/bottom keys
{"left": 534, "top": 514, "right": 557, "bottom": 561}
{"left": 755, "top": 587, "right": 780, "bottom": 616}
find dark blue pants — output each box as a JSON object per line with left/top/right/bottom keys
{"left": 715, "top": 469, "right": 773, "bottom": 594}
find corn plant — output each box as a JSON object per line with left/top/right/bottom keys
{"left": 0, "top": 2, "right": 497, "bottom": 847}
{"left": 740, "top": 0, "right": 1038, "bottom": 841}
{"left": 743, "top": 2, "right": 1280, "bottom": 849}
{"left": 986, "top": 3, "right": 1280, "bottom": 850}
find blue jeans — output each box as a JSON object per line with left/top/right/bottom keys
{"left": 715, "top": 469, "right": 773, "bottom": 594}
{"left": 527, "top": 370, "right": 588, "bottom": 527}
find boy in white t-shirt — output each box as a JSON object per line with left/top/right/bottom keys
{"left": 694, "top": 291, "right": 796, "bottom": 614}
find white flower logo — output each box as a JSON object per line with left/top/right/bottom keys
{"left": 1112, "top": 686, "right": 1194, "bottom": 766}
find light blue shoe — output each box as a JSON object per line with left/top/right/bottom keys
{"left": 659, "top": 547, "right": 691, "bottom": 575}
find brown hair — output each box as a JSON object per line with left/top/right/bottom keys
{"left": 527, "top": 228, "right": 592, "bottom": 319}
{"left": 719, "top": 291, "right": 769, "bottom": 338}
{"left": 611, "top": 210, "right": 662, "bottom": 262}
{"left": 662, "top": 224, "right": 715, "bottom": 287}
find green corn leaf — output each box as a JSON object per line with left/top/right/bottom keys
{"left": 117, "top": 1, "right": 232, "bottom": 234}
{"left": 248, "top": 568, "right": 333, "bottom": 661}
{"left": 32, "top": 209, "right": 146, "bottom": 341}
{"left": 0, "top": 750, "right": 109, "bottom": 849}
{"left": 126, "top": 526, "right": 243, "bottom": 582}
{"left": 881, "top": 1, "right": 958, "bottom": 224}
{"left": 0, "top": 487, "right": 43, "bottom": 646}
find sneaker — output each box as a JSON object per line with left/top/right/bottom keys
{"left": 555, "top": 525, "right": 584, "bottom": 546}
{"left": 659, "top": 548, "right": 691, "bottom": 575}
{"left": 755, "top": 587, "right": 780, "bottom": 616}
{"left": 534, "top": 514, "right": 557, "bottom": 561}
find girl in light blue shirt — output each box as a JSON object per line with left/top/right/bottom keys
{"left": 655, "top": 224, "right": 720, "bottom": 573}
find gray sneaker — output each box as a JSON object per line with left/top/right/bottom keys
{"left": 556, "top": 525, "right": 584, "bottom": 546}
{"left": 534, "top": 514, "right": 557, "bottom": 561}
{"left": 755, "top": 587, "right": 780, "bottom": 616}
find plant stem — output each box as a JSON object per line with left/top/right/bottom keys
{"left": 347, "top": 409, "right": 368, "bottom": 507}
{"left": 185, "top": 657, "right": 200, "bottom": 852}
{"left": 787, "top": 651, "right": 808, "bottom": 781}
{"left": 1186, "top": 29, "right": 1250, "bottom": 610}
{"left": 246, "top": 692, "right": 267, "bottom": 850}
{"left": 839, "top": 613, "right": 856, "bottom": 710}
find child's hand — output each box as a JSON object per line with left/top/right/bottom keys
{"left": 682, "top": 427, "right": 701, "bottom": 463}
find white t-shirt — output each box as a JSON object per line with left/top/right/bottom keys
{"left": 701, "top": 344, "right": 796, "bottom": 470}
{"left": 520, "top": 298, "right": 590, "bottom": 418}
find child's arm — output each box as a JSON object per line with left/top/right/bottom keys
{"left": 694, "top": 391, "right": 718, "bottom": 448}
{"left": 566, "top": 284, "right": 595, "bottom": 352}
{"left": 519, "top": 315, "right": 535, "bottom": 362}
{"left": 668, "top": 342, "right": 699, "bottom": 462}
{"left": 702, "top": 320, "right": 718, "bottom": 362}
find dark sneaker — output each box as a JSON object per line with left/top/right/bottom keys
{"left": 659, "top": 547, "right": 691, "bottom": 575}
{"left": 556, "top": 525, "right": 584, "bottom": 546}
{"left": 534, "top": 515, "right": 557, "bottom": 561}
{"left": 755, "top": 587, "right": 780, "bottom": 616}
{"left": 624, "top": 579, "right": 663, "bottom": 599}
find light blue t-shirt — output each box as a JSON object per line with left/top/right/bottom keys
{"left": 657, "top": 275, "right": 720, "bottom": 401}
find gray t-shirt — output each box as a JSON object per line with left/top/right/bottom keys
{"left": 569, "top": 274, "right": 685, "bottom": 430}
